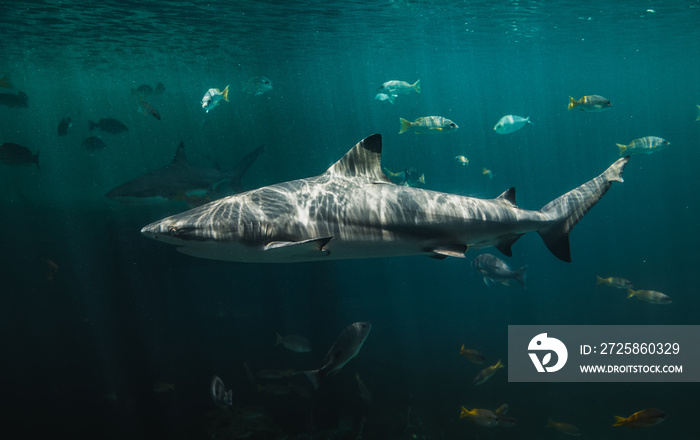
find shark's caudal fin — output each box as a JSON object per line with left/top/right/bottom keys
{"left": 538, "top": 156, "right": 630, "bottom": 262}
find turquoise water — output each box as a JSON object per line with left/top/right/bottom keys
{"left": 2, "top": 1, "right": 700, "bottom": 438}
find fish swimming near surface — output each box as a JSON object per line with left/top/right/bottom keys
{"left": 202, "top": 85, "right": 229, "bottom": 112}
{"left": 378, "top": 79, "right": 421, "bottom": 95}
{"left": 596, "top": 275, "right": 633, "bottom": 289}
{"left": 472, "top": 253, "right": 527, "bottom": 288}
{"left": 627, "top": 288, "right": 671, "bottom": 304}
{"left": 210, "top": 375, "right": 233, "bottom": 409}
{"left": 616, "top": 136, "right": 669, "bottom": 156}
{"left": 0, "top": 142, "right": 39, "bottom": 168}
{"left": 0, "top": 74, "right": 13, "bottom": 88}
{"left": 57, "top": 116, "right": 72, "bottom": 136}
{"left": 399, "top": 116, "right": 458, "bottom": 134}
{"left": 242, "top": 76, "right": 273, "bottom": 96}
{"left": 82, "top": 136, "right": 106, "bottom": 151}
{"left": 0, "top": 91, "right": 28, "bottom": 107}
{"left": 141, "top": 134, "right": 629, "bottom": 264}
{"left": 494, "top": 115, "right": 532, "bottom": 134}
{"left": 613, "top": 408, "right": 666, "bottom": 428}
{"left": 106, "top": 141, "right": 264, "bottom": 205}
{"left": 303, "top": 322, "right": 371, "bottom": 389}
{"left": 138, "top": 98, "right": 161, "bottom": 120}
{"left": 567, "top": 95, "right": 611, "bottom": 112}
{"left": 89, "top": 118, "right": 128, "bottom": 134}
{"left": 547, "top": 418, "right": 581, "bottom": 437}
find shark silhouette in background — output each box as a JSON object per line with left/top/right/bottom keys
{"left": 106, "top": 141, "right": 264, "bottom": 206}
{"left": 141, "top": 134, "right": 628, "bottom": 263}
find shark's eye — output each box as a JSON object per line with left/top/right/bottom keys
{"left": 168, "top": 227, "right": 178, "bottom": 237}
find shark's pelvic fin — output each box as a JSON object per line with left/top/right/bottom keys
{"left": 538, "top": 156, "right": 629, "bottom": 262}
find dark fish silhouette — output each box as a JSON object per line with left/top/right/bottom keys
{"left": 138, "top": 98, "right": 161, "bottom": 120}
{"left": 82, "top": 136, "right": 106, "bottom": 151}
{"left": 88, "top": 118, "right": 128, "bottom": 134}
{"left": 0, "top": 142, "right": 39, "bottom": 168}
{"left": 0, "top": 91, "right": 28, "bottom": 107}
{"left": 58, "top": 116, "right": 72, "bottom": 136}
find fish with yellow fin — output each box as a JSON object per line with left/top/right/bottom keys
{"left": 613, "top": 408, "right": 666, "bottom": 428}
{"left": 459, "top": 406, "right": 499, "bottom": 427}
{"left": 616, "top": 136, "right": 669, "bottom": 156}
{"left": 473, "top": 359, "right": 503, "bottom": 385}
{"left": 455, "top": 155, "right": 469, "bottom": 166}
{"left": 201, "top": 85, "right": 229, "bottom": 113}
{"left": 596, "top": 275, "right": 633, "bottom": 289}
{"left": 459, "top": 344, "right": 485, "bottom": 364}
{"left": 399, "top": 116, "right": 458, "bottom": 134}
{"left": 627, "top": 288, "right": 672, "bottom": 304}
{"left": 547, "top": 418, "right": 580, "bottom": 436}
{"left": 482, "top": 167, "right": 494, "bottom": 179}
{"left": 567, "top": 95, "right": 611, "bottom": 112}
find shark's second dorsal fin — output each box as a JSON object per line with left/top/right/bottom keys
{"left": 172, "top": 142, "right": 188, "bottom": 165}
{"left": 326, "top": 134, "right": 392, "bottom": 183}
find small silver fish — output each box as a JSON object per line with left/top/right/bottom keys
{"left": 378, "top": 79, "right": 420, "bottom": 95}
{"left": 399, "top": 116, "right": 458, "bottom": 134}
{"left": 201, "top": 85, "right": 229, "bottom": 112}
{"left": 472, "top": 253, "right": 526, "bottom": 288}
{"left": 494, "top": 115, "right": 531, "bottom": 134}
{"left": 303, "top": 322, "right": 371, "bottom": 389}
{"left": 210, "top": 375, "right": 233, "bottom": 409}
{"left": 374, "top": 92, "right": 397, "bottom": 104}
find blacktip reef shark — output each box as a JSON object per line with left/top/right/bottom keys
{"left": 141, "top": 134, "right": 629, "bottom": 263}
{"left": 106, "top": 141, "right": 264, "bottom": 205}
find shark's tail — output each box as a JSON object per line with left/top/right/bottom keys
{"left": 538, "top": 156, "right": 629, "bottom": 262}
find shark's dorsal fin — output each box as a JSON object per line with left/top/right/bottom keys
{"left": 496, "top": 187, "right": 517, "bottom": 207}
{"left": 172, "top": 142, "right": 188, "bottom": 165}
{"left": 326, "top": 134, "right": 392, "bottom": 183}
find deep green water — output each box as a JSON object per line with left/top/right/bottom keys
{"left": 1, "top": 1, "right": 700, "bottom": 438}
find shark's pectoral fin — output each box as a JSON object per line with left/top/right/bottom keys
{"left": 428, "top": 245, "right": 468, "bottom": 259}
{"left": 264, "top": 237, "right": 333, "bottom": 258}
